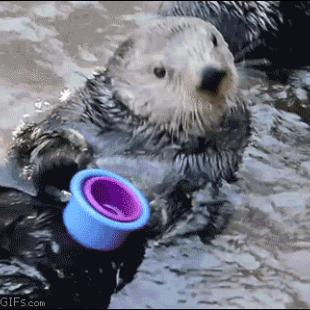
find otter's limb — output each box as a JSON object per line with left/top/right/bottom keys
{"left": 9, "top": 107, "right": 92, "bottom": 199}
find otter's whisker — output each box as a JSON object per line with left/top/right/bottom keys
{"left": 193, "top": 102, "right": 205, "bottom": 134}
{"left": 237, "top": 58, "right": 272, "bottom": 68}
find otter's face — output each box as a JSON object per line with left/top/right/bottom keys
{"left": 107, "top": 17, "right": 238, "bottom": 135}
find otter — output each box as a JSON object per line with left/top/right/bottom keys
{"left": 9, "top": 17, "right": 250, "bottom": 232}
{"left": 1, "top": 17, "right": 250, "bottom": 307}
{"left": 159, "top": 1, "right": 310, "bottom": 69}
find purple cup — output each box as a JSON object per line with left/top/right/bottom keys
{"left": 83, "top": 176, "right": 142, "bottom": 223}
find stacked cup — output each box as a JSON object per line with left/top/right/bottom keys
{"left": 63, "top": 169, "right": 150, "bottom": 251}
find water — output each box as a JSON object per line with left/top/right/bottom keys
{"left": 0, "top": 1, "right": 309, "bottom": 309}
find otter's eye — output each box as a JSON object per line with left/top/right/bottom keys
{"left": 153, "top": 67, "right": 166, "bottom": 79}
{"left": 212, "top": 34, "right": 218, "bottom": 47}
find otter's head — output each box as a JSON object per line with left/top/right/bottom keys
{"left": 106, "top": 17, "right": 238, "bottom": 136}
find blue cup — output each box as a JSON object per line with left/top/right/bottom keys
{"left": 63, "top": 169, "right": 150, "bottom": 251}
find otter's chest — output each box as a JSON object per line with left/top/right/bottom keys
{"left": 94, "top": 147, "right": 181, "bottom": 201}
{"left": 76, "top": 127, "right": 184, "bottom": 199}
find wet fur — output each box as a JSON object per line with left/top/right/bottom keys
{"left": 0, "top": 186, "right": 146, "bottom": 307}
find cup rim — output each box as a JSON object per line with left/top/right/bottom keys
{"left": 83, "top": 176, "right": 143, "bottom": 222}
{"left": 70, "top": 169, "right": 150, "bottom": 231}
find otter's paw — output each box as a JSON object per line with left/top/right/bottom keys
{"left": 146, "top": 189, "right": 193, "bottom": 238}
{"left": 155, "top": 200, "right": 233, "bottom": 245}
{"left": 24, "top": 129, "right": 92, "bottom": 199}
{"left": 195, "top": 200, "right": 233, "bottom": 244}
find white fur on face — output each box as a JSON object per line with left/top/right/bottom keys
{"left": 109, "top": 17, "right": 239, "bottom": 135}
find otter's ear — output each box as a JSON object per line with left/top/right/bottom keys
{"left": 114, "top": 38, "right": 135, "bottom": 59}
{"left": 106, "top": 38, "right": 135, "bottom": 71}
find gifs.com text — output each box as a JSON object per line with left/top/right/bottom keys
{"left": 0, "top": 297, "right": 46, "bottom": 309}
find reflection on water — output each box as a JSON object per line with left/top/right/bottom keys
{"left": 0, "top": 1, "right": 309, "bottom": 309}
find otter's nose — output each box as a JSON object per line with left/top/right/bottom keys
{"left": 200, "top": 67, "right": 226, "bottom": 92}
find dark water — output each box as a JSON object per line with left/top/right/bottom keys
{"left": 0, "top": 2, "right": 309, "bottom": 309}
